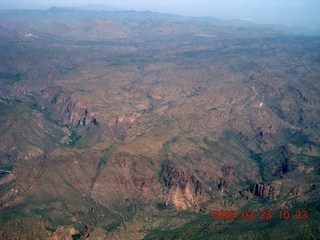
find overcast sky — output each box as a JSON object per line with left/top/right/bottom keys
{"left": 1, "top": 0, "right": 319, "bottom": 29}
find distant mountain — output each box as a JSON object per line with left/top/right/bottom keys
{"left": 0, "top": 7, "right": 318, "bottom": 36}
{"left": 78, "top": 3, "right": 122, "bottom": 11}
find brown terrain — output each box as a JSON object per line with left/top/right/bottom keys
{"left": 0, "top": 8, "right": 319, "bottom": 239}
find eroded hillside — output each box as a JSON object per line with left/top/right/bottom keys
{"left": 0, "top": 8, "right": 319, "bottom": 239}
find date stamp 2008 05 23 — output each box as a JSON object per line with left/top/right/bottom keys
{"left": 212, "top": 209, "right": 308, "bottom": 220}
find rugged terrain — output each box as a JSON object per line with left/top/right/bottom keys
{"left": 0, "top": 8, "right": 319, "bottom": 239}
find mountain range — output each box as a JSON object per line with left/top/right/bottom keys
{"left": 0, "top": 7, "right": 319, "bottom": 239}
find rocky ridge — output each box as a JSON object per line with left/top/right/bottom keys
{"left": 0, "top": 8, "right": 319, "bottom": 239}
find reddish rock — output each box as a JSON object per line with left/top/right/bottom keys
{"left": 162, "top": 164, "right": 205, "bottom": 209}
{"left": 38, "top": 86, "right": 97, "bottom": 126}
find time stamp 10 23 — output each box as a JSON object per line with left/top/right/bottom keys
{"left": 212, "top": 209, "right": 308, "bottom": 220}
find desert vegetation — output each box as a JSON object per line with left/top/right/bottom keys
{"left": 0, "top": 7, "right": 319, "bottom": 239}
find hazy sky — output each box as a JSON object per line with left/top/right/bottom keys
{"left": 1, "top": 0, "right": 319, "bottom": 29}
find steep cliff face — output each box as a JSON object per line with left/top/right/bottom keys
{"left": 38, "top": 86, "right": 97, "bottom": 127}
{"left": 251, "top": 182, "right": 279, "bottom": 199}
{"left": 238, "top": 182, "right": 280, "bottom": 200}
{"left": 37, "top": 86, "right": 142, "bottom": 143}
{"left": 218, "top": 165, "right": 233, "bottom": 192}
{"left": 162, "top": 164, "right": 205, "bottom": 210}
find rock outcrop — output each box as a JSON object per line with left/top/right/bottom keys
{"left": 38, "top": 86, "right": 97, "bottom": 127}
{"left": 110, "top": 113, "right": 140, "bottom": 141}
{"left": 162, "top": 164, "right": 205, "bottom": 210}
{"left": 218, "top": 165, "right": 233, "bottom": 192}
{"left": 239, "top": 181, "right": 280, "bottom": 200}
